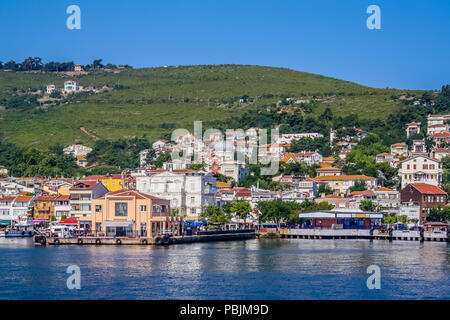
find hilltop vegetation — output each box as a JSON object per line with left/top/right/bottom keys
{"left": 0, "top": 64, "right": 427, "bottom": 150}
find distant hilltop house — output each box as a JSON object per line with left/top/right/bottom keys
{"left": 406, "top": 122, "right": 421, "bottom": 138}
{"left": 0, "top": 165, "right": 8, "bottom": 176}
{"left": 390, "top": 142, "right": 408, "bottom": 158}
{"left": 64, "top": 80, "right": 79, "bottom": 93}
{"left": 63, "top": 144, "right": 93, "bottom": 157}
{"left": 46, "top": 84, "right": 56, "bottom": 94}
{"left": 74, "top": 64, "right": 83, "bottom": 72}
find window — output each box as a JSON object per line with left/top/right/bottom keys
{"left": 80, "top": 204, "right": 91, "bottom": 212}
{"left": 95, "top": 205, "right": 102, "bottom": 212}
{"left": 191, "top": 208, "right": 196, "bottom": 214}
{"left": 115, "top": 202, "right": 128, "bottom": 216}
{"left": 140, "top": 205, "right": 147, "bottom": 212}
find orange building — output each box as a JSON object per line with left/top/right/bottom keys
{"left": 33, "top": 194, "right": 57, "bottom": 221}
{"left": 88, "top": 189, "right": 171, "bottom": 238}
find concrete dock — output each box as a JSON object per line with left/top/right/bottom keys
{"left": 34, "top": 230, "right": 256, "bottom": 246}
{"left": 279, "top": 228, "right": 449, "bottom": 242}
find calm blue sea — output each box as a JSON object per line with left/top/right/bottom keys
{"left": 0, "top": 238, "right": 448, "bottom": 300}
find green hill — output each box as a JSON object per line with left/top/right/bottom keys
{"left": 0, "top": 65, "right": 424, "bottom": 149}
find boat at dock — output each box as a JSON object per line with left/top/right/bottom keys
{"left": 3, "top": 222, "right": 36, "bottom": 238}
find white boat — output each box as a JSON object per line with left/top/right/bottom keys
{"left": 4, "top": 222, "right": 36, "bottom": 238}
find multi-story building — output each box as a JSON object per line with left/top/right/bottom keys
{"left": 406, "top": 122, "right": 421, "bottom": 138}
{"left": 411, "top": 139, "right": 427, "bottom": 155}
{"left": 218, "top": 161, "right": 249, "bottom": 182}
{"left": 54, "top": 195, "right": 71, "bottom": 219}
{"left": 430, "top": 132, "right": 450, "bottom": 147}
{"left": 427, "top": 123, "right": 447, "bottom": 136}
{"left": 313, "top": 175, "right": 377, "bottom": 195}
{"left": 89, "top": 189, "right": 171, "bottom": 237}
{"left": 64, "top": 80, "right": 79, "bottom": 93}
{"left": 400, "top": 183, "right": 447, "bottom": 224}
{"left": 0, "top": 195, "right": 35, "bottom": 224}
{"left": 33, "top": 195, "right": 57, "bottom": 221}
{"left": 430, "top": 148, "right": 450, "bottom": 161}
{"left": 398, "top": 155, "right": 443, "bottom": 189}
{"left": 69, "top": 181, "right": 109, "bottom": 219}
{"left": 390, "top": 143, "right": 409, "bottom": 158}
{"left": 136, "top": 169, "right": 216, "bottom": 220}
{"left": 316, "top": 167, "right": 343, "bottom": 177}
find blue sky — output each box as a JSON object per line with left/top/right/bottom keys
{"left": 0, "top": 0, "right": 449, "bottom": 90}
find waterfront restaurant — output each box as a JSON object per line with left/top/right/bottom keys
{"left": 298, "top": 209, "right": 384, "bottom": 229}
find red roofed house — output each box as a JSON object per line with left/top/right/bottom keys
{"left": 430, "top": 132, "right": 450, "bottom": 147}
{"left": 400, "top": 183, "right": 447, "bottom": 224}
{"left": 427, "top": 123, "right": 447, "bottom": 136}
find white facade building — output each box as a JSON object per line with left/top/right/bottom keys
{"left": 398, "top": 155, "right": 443, "bottom": 189}
{"left": 136, "top": 169, "right": 217, "bottom": 219}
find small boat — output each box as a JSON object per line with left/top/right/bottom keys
{"left": 4, "top": 222, "right": 36, "bottom": 238}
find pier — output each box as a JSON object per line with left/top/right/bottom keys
{"left": 34, "top": 230, "right": 256, "bottom": 246}
{"left": 279, "top": 228, "right": 449, "bottom": 242}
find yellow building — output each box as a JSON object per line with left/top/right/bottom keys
{"left": 85, "top": 175, "right": 125, "bottom": 192}
{"left": 58, "top": 183, "right": 72, "bottom": 195}
{"left": 313, "top": 175, "right": 377, "bottom": 195}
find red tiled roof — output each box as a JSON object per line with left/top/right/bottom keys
{"left": 0, "top": 197, "right": 16, "bottom": 201}
{"left": 56, "top": 195, "right": 70, "bottom": 201}
{"left": 410, "top": 184, "right": 447, "bottom": 195}
{"left": 431, "top": 132, "right": 450, "bottom": 138}
{"left": 103, "top": 189, "right": 165, "bottom": 200}
{"left": 70, "top": 180, "right": 99, "bottom": 190}
{"left": 349, "top": 190, "right": 375, "bottom": 196}
{"left": 15, "top": 196, "right": 33, "bottom": 202}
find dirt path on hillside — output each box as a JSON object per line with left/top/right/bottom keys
{"left": 80, "top": 127, "right": 101, "bottom": 140}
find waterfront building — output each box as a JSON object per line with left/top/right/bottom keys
{"left": 136, "top": 169, "right": 216, "bottom": 220}
{"left": 398, "top": 155, "right": 443, "bottom": 189}
{"left": 298, "top": 208, "right": 384, "bottom": 229}
{"left": 69, "top": 181, "right": 109, "bottom": 220}
{"left": 89, "top": 189, "right": 171, "bottom": 237}
{"left": 400, "top": 183, "right": 447, "bottom": 224}
{"left": 33, "top": 194, "right": 57, "bottom": 221}
{"left": 54, "top": 195, "right": 71, "bottom": 220}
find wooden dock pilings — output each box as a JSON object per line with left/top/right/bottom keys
{"left": 34, "top": 230, "right": 256, "bottom": 246}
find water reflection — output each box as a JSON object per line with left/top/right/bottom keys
{"left": 0, "top": 239, "right": 448, "bottom": 299}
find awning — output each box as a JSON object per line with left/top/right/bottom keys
{"left": 0, "top": 219, "right": 11, "bottom": 225}
{"left": 59, "top": 219, "right": 79, "bottom": 225}
{"left": 102, "top": 221, "right": 133, "bottom": 228}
